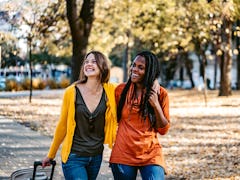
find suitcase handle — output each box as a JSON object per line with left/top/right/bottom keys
{"left": 32, "top": 160, "right": 56, "bottom": 180}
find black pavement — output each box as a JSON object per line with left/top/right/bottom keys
{"left": 0, "top": 116, "right": 113, "bottom": 180}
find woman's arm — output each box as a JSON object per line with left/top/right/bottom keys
{"left": 148, "top": 87, "right": 170, "bottom": 134}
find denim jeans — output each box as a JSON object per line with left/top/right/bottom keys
{"left": 62, "top": 153, "right": 102, "bottom": 180}
{"left": 110, "top": 163, "right": 165, "bottom": 180}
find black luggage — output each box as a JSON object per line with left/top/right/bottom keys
{"left": 10, "top": 160, "right": 56, "bottom": 180}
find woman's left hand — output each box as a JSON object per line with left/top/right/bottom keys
{"left": 148, "top": 89, "right": 159, "bottom": 108}
{"left": 152, "top": 79, "right": 160, "bottom": 95}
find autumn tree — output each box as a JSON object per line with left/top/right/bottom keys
{"left": 0, "top": 10, "right": 22, "bottom": 68}
{"left": 233, "top": 0, "right": 240, "bottom": 90}
{"left": 236, "top": 19, "right": 240, "bottom": 89}
{"left": 36, "top": 0, "right": 71, "bottom": 61}
{"left": 208, "top": 0, "right": 239, "bottom": 96}
{"left": 89, "top": 0, "right": 171, "bottom": 81}
{"left": 32, "top": 0, "right": 96, "bottom": 82}
{"left": 90, "top": 0, "right": 240, "bottom": 95}
{"left": 1, "top": 0, "right": 62, "bottom": 100}
{"left": 22, "top": 0, "right": 69, "bottom": 102}
{"left": 0, "top": 32, "right": 21, "bottom": 68}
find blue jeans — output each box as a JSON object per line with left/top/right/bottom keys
{"left": 62, "top": 153, "right": 102, "bottom": 180}
{"left": 110, "top": 163, "right": 165, "bottom": 180}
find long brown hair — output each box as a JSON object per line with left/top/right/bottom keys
{"left": 79, "top": 51, "right": 110, "bottom": 83}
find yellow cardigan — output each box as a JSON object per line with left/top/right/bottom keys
{"left": 47, "top": 82, "right": 117, "bottom": 163}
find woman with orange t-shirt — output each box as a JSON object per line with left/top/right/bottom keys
{"left": 109, "top": 51, "right": 170, "bottom": 180}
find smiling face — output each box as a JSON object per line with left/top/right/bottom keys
{"left": 79, "top": 51, "right": 110, "bottom": 83}
{"left": 83, "top": 53, "right": 100, "bottom": 78}
{"left": 130, "top": 55, "right": 146, "bottom": 86}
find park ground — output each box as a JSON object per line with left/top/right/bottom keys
{"left": 0, "top": 89, "right": 239, "bottom": 179}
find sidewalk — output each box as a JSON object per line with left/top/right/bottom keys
{"left": 0, "top": 116, "right": 113, "bottom": 180}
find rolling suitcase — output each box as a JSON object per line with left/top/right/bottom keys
{"left": 10, "top": 160, "right": 56, "bottom": 180}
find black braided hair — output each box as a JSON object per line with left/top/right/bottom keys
{"left": 117, "top": 51, "right": 161, "bottom": 127}
{"left": 117, "top": 79, "right": 131, "bottom": 121}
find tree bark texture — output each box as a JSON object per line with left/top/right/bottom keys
{"left": 236, "top": 20, "right": 240, "bottom": 90}
{"left": 66, "top": 0, "right": 96, "bottom": 82}
{"left": 219, "top": 18, "right": 232, "bottom": 96}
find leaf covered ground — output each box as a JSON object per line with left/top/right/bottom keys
{"left": 0, "top": 89, "right": 239, "bottom": 179}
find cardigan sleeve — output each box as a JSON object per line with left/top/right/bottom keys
{"left": 103, "top": 83, "right": 118, "bottom": 148}
{"left": 47, "top": 87, "right": 70, "bottom": 159}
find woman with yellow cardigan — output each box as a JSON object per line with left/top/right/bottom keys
{"left": 42, "top": 51, "right": 117, "bottom": 180}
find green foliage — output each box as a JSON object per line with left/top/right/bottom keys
{"left": 37, "top": 0, "right": 72, "bottom": 58}
{"left": 89, "top": 0, "right": 239, "bottom": 57}
{"left": 2, "top": 0, "right": 240, "bottom": 93}
{"left": 32, "top": 52, "right": 71, "bottom": 66}
{"left": 234, "top": 0, "right": 240, "bottom": 18}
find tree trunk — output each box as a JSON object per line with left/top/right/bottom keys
{"left": 28, "top": 35, "right": 33, "bottom": 103}
{"left": 236, "top": 20, "right": 240, "bottom": 90}
{"left": 200, "top": 49, "right": 208, "bottom": 106}
{"left": 179, "top": 66, "right": 184, "bottom": 87}
{"left": 219, "top": 18, "right": 232, "bottom": 96}
{"left": 213, "top": 48, "right": 220, "bottom": 90}
{"left": 66, "top": 0, "right": 95, "bottom": 82}
{"left": 186, "top": 66, "right": 195, "bottom": 88}
{"left": 184, "top": 52, "right": 195, "bottom": 88}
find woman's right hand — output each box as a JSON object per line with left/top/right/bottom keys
{"left": 42, "top": 156, "right": 52, "bottom": 168}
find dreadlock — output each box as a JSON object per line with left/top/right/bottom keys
{"left": 117, "top": 79, "right": 131, "bottom": 121}
{"left": 117, "top": 51, "right": 161, "bottom": 127}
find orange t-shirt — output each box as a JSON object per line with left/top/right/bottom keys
{"left": 109, "top": 83, "right": 170, "bottom": 172}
